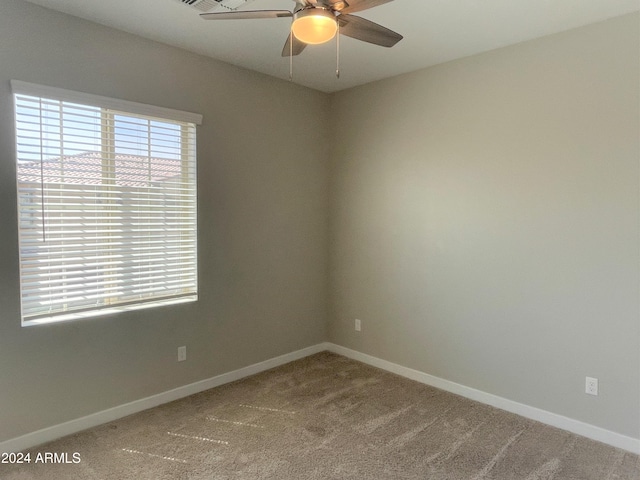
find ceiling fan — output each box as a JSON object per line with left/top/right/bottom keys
{"left": 200, "top": 0, "right": 403, "bottom": 57}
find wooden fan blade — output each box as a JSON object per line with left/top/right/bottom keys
{"left": 340, "top": 0, "right": 393, "bottom": 14}
{"left": 200, "top": 10, "right": 293, "bottom": 20}
{"left": 338, "top": 14, "right": 402, "bottom": 47}
{"left": 282, "top": 33, "right": 308, "bottom": 57}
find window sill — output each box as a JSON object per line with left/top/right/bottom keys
{"left": 22, "top": 296, "right": 197, "bottom": 327}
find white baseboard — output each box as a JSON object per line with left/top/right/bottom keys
{"left": 2, "top": 341, "right": 638, "bottom": 455}
{"left": 325, "top": 343, "right": 640, "bottom": 455}
{"left": 0, "top": 342, "right": 330, "bottom": 454}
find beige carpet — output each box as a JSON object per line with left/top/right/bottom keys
{"left": 2, "top": 352, "right": 638, "bottom": 479}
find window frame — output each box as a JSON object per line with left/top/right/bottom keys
{"left": 11, "top": 81, "right": 203, "bottom": 326}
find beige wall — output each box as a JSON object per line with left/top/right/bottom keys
{"left": 0, "top": 0, "right": 329, "bottom": 442}
{"left": 328, "top": 13, "right": 640, "bottom": 439}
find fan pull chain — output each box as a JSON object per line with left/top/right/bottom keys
{"left": 289, "top": 29, "right": 294, "bottom": 81}
{"left": 336, "top": 22, "right": 340, "bottom": 79}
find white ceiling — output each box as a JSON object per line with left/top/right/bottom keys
{"left": 21, "top": 0, "right": 639, "bottom": 92}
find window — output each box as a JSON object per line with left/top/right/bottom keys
{"left": 12, "top": 81, "right": 202, "bottom": 326}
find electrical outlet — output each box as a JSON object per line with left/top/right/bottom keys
{"left": 178, "top": 346, "right": 187, "bottom": 362}
{"left": 355, "top": 319, "right": 361, "bottom": 332}
{"left": 585, "top": 376, "right": 598, "bottom": 396}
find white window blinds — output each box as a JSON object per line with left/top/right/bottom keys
{"left": 12, "top": 81, "right": 201, "bottom": 325}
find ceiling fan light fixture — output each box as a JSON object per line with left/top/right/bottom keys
{"left": 292, "top": 8, "right": 338, "bottom": 45}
